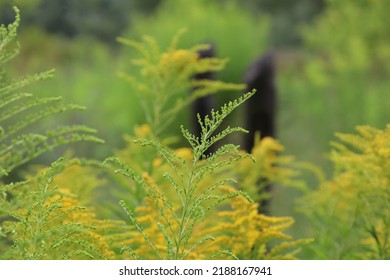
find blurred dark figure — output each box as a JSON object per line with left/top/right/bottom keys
{"left": 192, "top": 43, "right": 216, "bottom": 154}
{"left": 243, "top": 52, "right": 277, "bottom": 214}
{"left": 243, "top": 52, "right": 277, "bottom": 150}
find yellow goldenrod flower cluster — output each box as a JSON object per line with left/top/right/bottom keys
{"left": 301, "top": 124, "right": 390, "bottom": 259}
{"left": 159, "top": 49, "right": 198, "bottom": 74}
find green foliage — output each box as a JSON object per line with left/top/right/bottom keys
{"left": 13, "top": 5, "right": 390, "bottom": 261}
{"left": 302, "top": 0, "right": 390, "bottom": 77}
{"left": 0, "top": 7, "right": 118, "bottom": 260}
{"left": 118, "top": 30, "right": 245, "bottom": 138}
{"left": 0, "top": 7, "right": 103, "bottom": 177}
{"left": 1, "top": 0, "right": 132, "bottom": 42}
{"left": 0, "top": 10, "right": 309, "bottom": 260}
{"left": 11, "top": 28, "right": 134, "bottom": 158}
{"left": 300, "top": 124, "right": 390, "bottom": 259}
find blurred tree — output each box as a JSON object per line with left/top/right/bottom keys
{"left": 1, "top": 0, "right": 325, "bottom": 47}
{"left": 1, "top": 0, "right": 151, "bottom": 44}
{"left": 32, "top": 0, "right": 133, "bottom": 43}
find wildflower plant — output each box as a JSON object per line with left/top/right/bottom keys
{"left": 300, "top": 124, "right": 390, "bottom": 259}
{"left": 0, "top": 7, "right": 103, "bottom": 178}
{"left": 117, "top": 30, "right": 245, "bottom": 138}
{"left": 0, "top": 7, "right": 111, "bottom": 260}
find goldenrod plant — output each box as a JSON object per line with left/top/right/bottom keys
{"left": 300, "top": 124, "right": 390, "bottom": 259}
{"left": 117, "top": 30, "right": 245, "bottom": 138}
{"left": 0, "top": 8, "right": 111, "bottom": 259}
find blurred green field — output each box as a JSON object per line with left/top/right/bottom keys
{"left": 2, "top": 0, "right": 390, "bottom": 257}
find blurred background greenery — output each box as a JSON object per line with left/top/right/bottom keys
{"left": 1, "top": 0, "right": 389, "bottom": 252}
